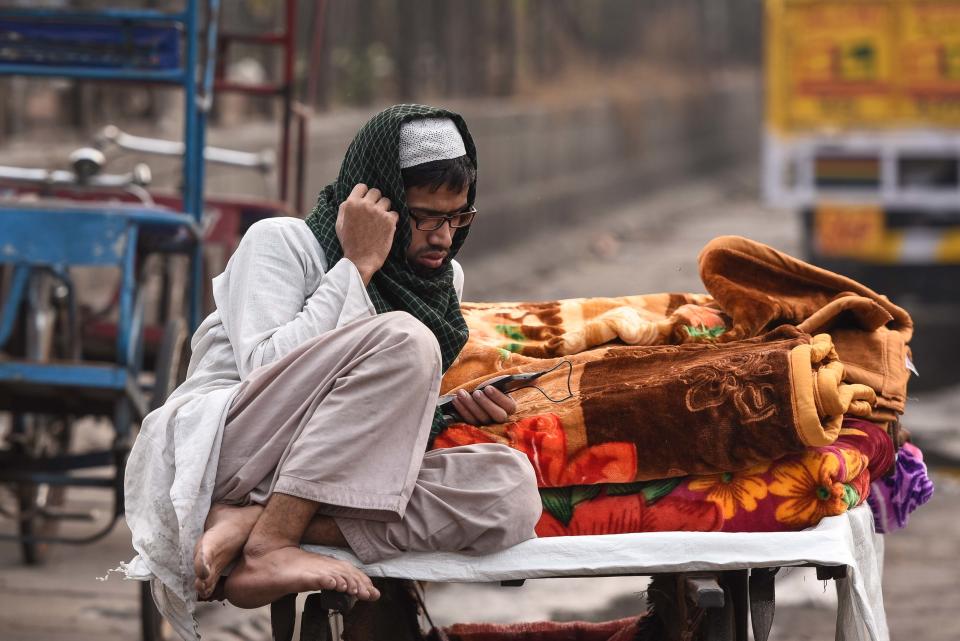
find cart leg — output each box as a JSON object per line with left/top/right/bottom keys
{"left": 300, "top": 593, "right": 332, "bottom": 641}
{"left": 341, "top": 578, "right": 420, "bottom": 641}
{"left": 300, "top": 592, "right": 356, "bottom": 641}
{"left": 749, "top": 567, "right": 778, "bottom": 641}
{"left": 269, "top": 592, "right": 356, "bottom": 641}
{"left": 725, "top": 570, "right": 749, "bottom": 641}
{"left": 140, "top": 581, "right": 170, "bottom": 641}
{"left": 271, "top": 593, "right": 297, "bottom": 641}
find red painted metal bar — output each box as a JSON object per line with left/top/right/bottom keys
{"left": 292, "top": 101, "right": 311, "bottom": 215}
{"left": 278, "top": 0, "right": 296, "bottom": 205}
{"left": 307, "top": 0, "right": 328, "bottom": 109}
{"left": 208, "top": 0, "right": 298, "bottom": 206}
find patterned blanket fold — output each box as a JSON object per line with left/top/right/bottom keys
{"left": 443, "top": 294, "right": 726, "bottom": 392}
{"left": 439, "top": 326, "right": 875, "bottom": 481}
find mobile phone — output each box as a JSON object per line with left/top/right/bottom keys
{"left": 437, "top": 369, "right": 551, "bottom": 425}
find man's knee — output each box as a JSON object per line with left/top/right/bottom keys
{"left": 376, "top": 311, "right": 441, "bottom": 372}
{"left": 499, "top": 448, "right": 542, "bottom": 534}
{"left": 449, "top": 444, "right": 542, "bottom": 546}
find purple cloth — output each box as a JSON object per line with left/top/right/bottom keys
{"left": 867, "top": 442, "right": 935, "bottom": 533}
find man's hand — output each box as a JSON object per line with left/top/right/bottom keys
{"left": 336, "top": 183, "right": 399, "bottom": 285}
{"left": 451, "top": 386, "right": 518, "bottom": 425}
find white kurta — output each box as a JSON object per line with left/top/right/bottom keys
{"left": 121, "top": 217, "right": 463, "bottom": 640}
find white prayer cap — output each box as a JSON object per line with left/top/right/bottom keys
{"left": 398, "top": 117, "right": 467, "bottom": 169}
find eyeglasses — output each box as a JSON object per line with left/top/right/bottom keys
{"left": 409, "top": 206, "right": 477, "bottom": 231}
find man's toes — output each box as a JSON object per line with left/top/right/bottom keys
{"left": 207, "top": 577, "right": 227, "bottom": 602}
{"left": 341, "top": 574, "right": 360, "bottom": 595}
{"left": 356, "top": 579, "right": 378, "bottom": 601}
{"left": 197, "top": 578, "right": 214, "bottom": 599}
{"left": 332, "top": 571, "right": 356, "bottom": 593}
{"left": 356, "top": 573, "right": 376, "bottom": 592}
{"left": 353, "top": 575, "right": 373, "bottom": 597}
{"left": 319, "top": 574, "right": 338, "bottom": 591}
{"left": 194, "top": 545, "right": 210, "bottom": 580}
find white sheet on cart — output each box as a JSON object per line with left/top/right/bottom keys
{"left": 304, "top": 505, "right": 887, "bottom": 641}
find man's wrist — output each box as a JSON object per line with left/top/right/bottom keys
{"left": 344, "top": 256, "right": 376, "bottom": 285}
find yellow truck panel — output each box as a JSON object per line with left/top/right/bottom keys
{"left": 900, "top": 1, "right": 960, "bottom": 123}
{"left": 767, "top": 0, "right": 960, "bottom": 131}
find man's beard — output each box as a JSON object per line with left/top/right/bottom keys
{"left": 407, "top": 246, "right": 449, "bottom": 278}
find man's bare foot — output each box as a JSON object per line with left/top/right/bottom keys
{"left": 193, "top": 503, "right": 263, "bottom": 599}
{"left": 223, "top": 545, "right": 380, "bottom": 609}
{"left": 198, "top": 577, "right": 227, "bottom": 602}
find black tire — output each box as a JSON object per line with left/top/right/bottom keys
{"left": 18, "top": 482, "right": 65, "bottom": 565}
{"left": 142, "top": 317, "right": 190, "bottom": 641}
{"left": 140, "top": 580, "right": 174, "bottom": 641}
{"left": 151, "top": 317, "right": 190, "bottom": 412}
{"left": 15, "top": 270, "right": 77, "bottom": 565}
{"left": 17, "top": 414, "right": 72, "bottom": 566}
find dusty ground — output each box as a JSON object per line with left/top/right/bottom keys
{"left": 2, "top": 168, "right": 957, "bottom": 640}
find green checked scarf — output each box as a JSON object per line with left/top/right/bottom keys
{"left": 305, "top": 105, "right": 476, "bottom": 438}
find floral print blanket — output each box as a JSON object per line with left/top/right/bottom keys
{"left": 436, "top": 418, "right": 894, "bottom": 535}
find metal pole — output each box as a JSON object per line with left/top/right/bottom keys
{"left": 277, "top": 0, "right": 296, "bottom": 205}
{"left": 182, "top": 0, "right": 200, "bottom": 222}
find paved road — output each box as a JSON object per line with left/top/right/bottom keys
{"left": 2, "top": 168, "right": 957, "bottom": 640}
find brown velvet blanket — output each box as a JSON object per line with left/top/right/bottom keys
{"left": 440, "top": 326, "right": 875, "bottom": 482}
{"left": 699, "top": 236, "right": 912, "bottom": 423}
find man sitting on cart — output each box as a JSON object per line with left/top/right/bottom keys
{"left": 124, "top": 105, "right": 541, "bottom": 614}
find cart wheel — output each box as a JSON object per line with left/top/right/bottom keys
{"left": 151, "top": 317, "right": 190, "bottom": 411}
{"left": 140, "top": 580, "right": 175, "bottom": 641}
{"left": 15, "top": 269, "right": 77, "bottom": 565}
{"left": 18, "top": 482, "right": 66, "bottom": 565}
{"left": 16, "top": 413, "right": 72, "bottom": 565}
{"left": 141, "top": 318, "right": 190, "bottom": 640}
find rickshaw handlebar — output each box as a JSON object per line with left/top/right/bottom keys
{"left": 0, "top": 164, "right": 152, "bottom": 189}
{"left": 97, "top": 125, "right": 275, "bottom": 172}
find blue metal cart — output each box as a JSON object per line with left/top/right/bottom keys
{"left": 0, "top": 2, "right": 220, "bottom": 638}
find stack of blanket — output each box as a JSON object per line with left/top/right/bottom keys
{"left": 433, "top": 236, "right": 930, "bottom": 536}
